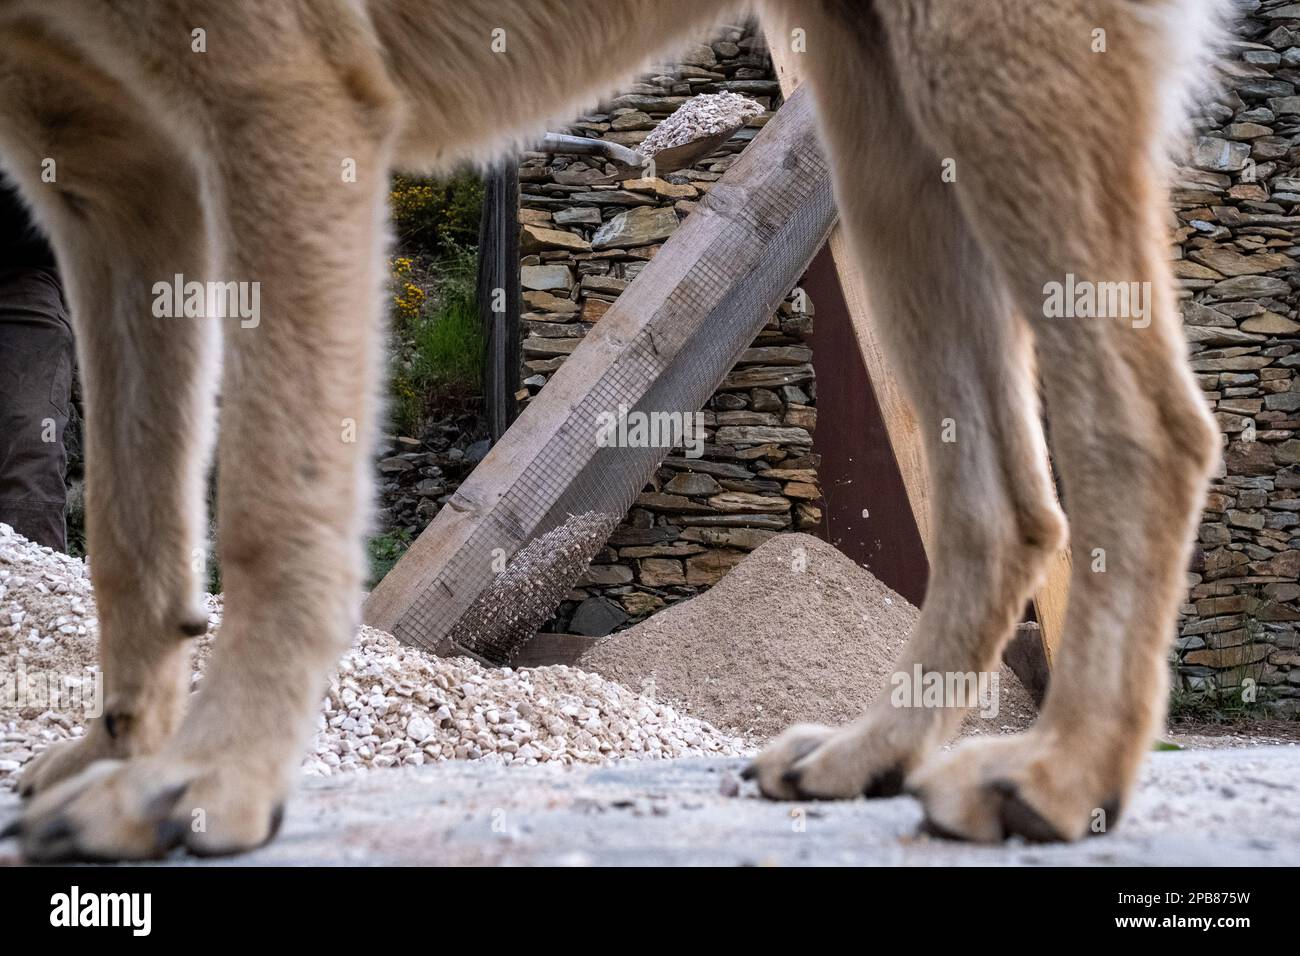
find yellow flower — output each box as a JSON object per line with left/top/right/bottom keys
{"left": 392, "top": 280, "right": 426, "bottom": 324}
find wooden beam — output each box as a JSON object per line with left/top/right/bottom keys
{"left": 805, "top": 247, "right": 929, "bottom": 605}
{"left": 1035, "top": 550, "right": 1072, "bottom": 667}
{"left": 764, "top": 35, "right": 1071, "bottom": 665}
{"left": 364, "top": 86, "right": 837, "bottom": 660}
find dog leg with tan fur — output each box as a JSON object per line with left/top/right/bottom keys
{"left": 745, "top": 4, "right": 1065, "bottom": 800}
{"left": 12, "top": 42, "right": 400, "bottom": 859}
{"left": 0, "top": 32, "right": 215, "bottom": 799}
{"left": 911, "top": 254, "right": 1217, "bottom": 842}
{"left": 879, "top": 0, "right": 1220, "bottom": 841}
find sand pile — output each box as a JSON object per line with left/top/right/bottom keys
{"left": 638, "top": 91, "right": 766, "bottom": 157}
{"left": 0, "top": 524, "right": 748, "bottom": 792}
{"left": 579, "top": 533, "right": 1037, "bottom": 740}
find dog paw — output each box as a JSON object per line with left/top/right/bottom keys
{"left": 22, "top": 647, "right": 189, "bottom": 799}
{"left": 908, "top": 733, "right": 1124, "bottom": 843}
{"left": 743, "top": 721, "right": 911, "bottom": 801}
{"left": 19, "top": 726, "right": 119, "bottom": 799}
{"left": 742, "top": 723, "right": 835, "bottom": 799}
{"left": 6, "top": 753, "right": 286, "bottom": 862}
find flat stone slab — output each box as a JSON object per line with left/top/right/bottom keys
{"left": 2, "top": 747, "right": 1297, "bottom": 865}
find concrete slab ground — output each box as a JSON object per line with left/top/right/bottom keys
{"left": 3, "top": 745, "right": 1297, "bottom": 866}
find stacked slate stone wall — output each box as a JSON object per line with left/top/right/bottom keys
{"left": 502, "top": 4, "right": 1300, "bottom": 708}
{"left": 514, "top": 25, "right": 823, "bottom": 636}
{"left": 1176, "top": 0, "right": 1300, "bottom": 712}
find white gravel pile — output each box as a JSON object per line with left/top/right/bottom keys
{"left": 639, "top": 91, "right": 766, "bottom": 157}
{"left": 305, "top": 624, "right": 746, "bottom": 775}
{"left": 0, "top": 526, "right": 98, "bottom": 787}
{"left": 0, "top": 524, "right": 749, "bottom": 791}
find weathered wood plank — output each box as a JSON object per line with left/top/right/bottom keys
{"left": 1035, "top": 549, "right": 1072, "bottom": 667}
{"left": 365, "top": 86, "right": 837, "bottom": 661}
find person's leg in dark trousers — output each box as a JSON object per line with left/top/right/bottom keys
{"left": 0, "top": 264, "right": 73, "bottom": 551}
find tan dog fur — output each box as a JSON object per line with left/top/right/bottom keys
{"left": 0, "top": 0, "right": 1223, "bottom": 859}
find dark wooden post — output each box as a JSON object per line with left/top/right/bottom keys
{"left": 478, "top": 158, "right": 521, "bottom": 444}
{"left": 805, "top": 247, "right": 929, "bottom": 607}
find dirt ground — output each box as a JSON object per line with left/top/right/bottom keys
{"left": 4, "top": 745, "right": 1292, "bottom": 866}
{"left": 1166, "top": 718, "right": 1300, "bottom": 750}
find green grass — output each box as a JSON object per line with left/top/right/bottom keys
{"left": 66, "top": 478, "right": 86, "bottom": 559}
{"left": 367, "top": 528, "right": 413, "bottom": 589}
{"left": 389, "top": 246, "right": 484, "bottom": 436}
{"left": 409, "top": 279, "right": 483, "bottom": 394}
{"left": 1168, "top": 682, "right": 1283, "bottom": 724}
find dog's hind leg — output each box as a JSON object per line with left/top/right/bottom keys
{"left": 744, "top": 1, "right": 1067, "bottom": 800}
{"left": 0, "top": 27, "right": 216, "bottom": 799}
{"left": 874, "top": 0, "right": 1220, "bottom": 842}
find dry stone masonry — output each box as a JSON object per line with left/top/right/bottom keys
{"left": 515, "top": 25, "right": 823, "bottom": 637}
{"left": 1176, "top": 0, "right": 1300, "bottom": 711}
{"left": 384, "top": 15, "right": 1300, "bottom": 709}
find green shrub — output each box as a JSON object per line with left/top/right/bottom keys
{"left": 390, "top": 173, "right": 484, "bottom": 259}
{"left": 386, "top": 171, "right": 485, "bottom": 438}
{"left": 367, "top": 528, "right": 413, "bottom": 588}
{"left": 388, "top": 244, "right": 484, "bottom": 435}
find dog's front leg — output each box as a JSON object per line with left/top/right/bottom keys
{"left": 14, "top": 36, "right": 402, "bottom": 859}
{"left": 0, "top": 30, "right": 217, "bottom": 803}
